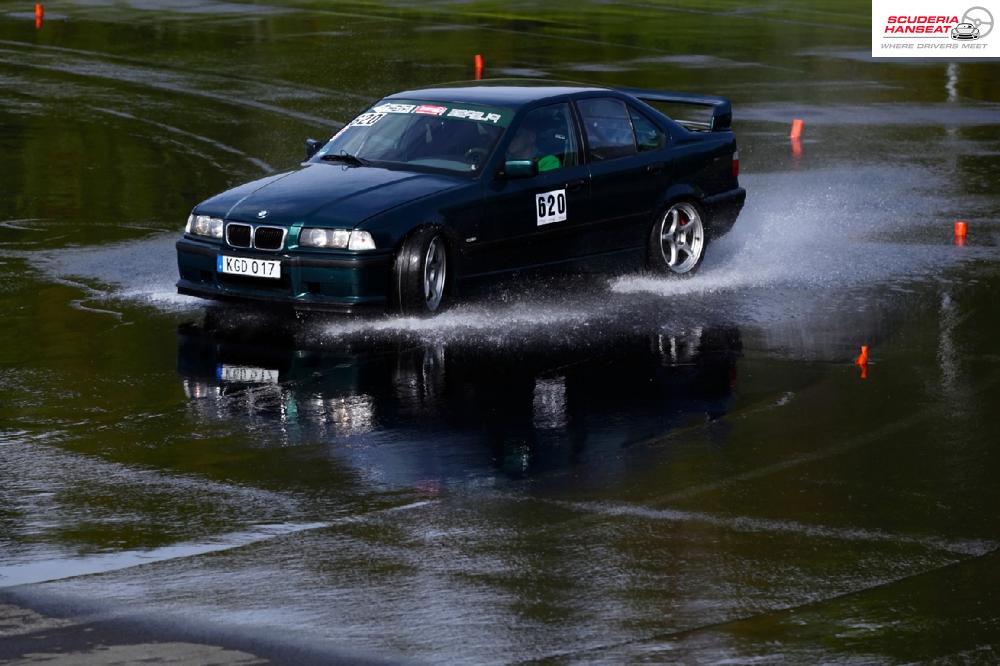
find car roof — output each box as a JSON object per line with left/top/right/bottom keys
{"left": 382, "top": 79, "right": 615, "bottom": 108}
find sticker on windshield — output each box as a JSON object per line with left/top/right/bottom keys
{"left": 536, "top": 189, "right": 567, "bottom": 226}
{"left": 372, "top": 103, "right": 416, "bottom": 114}
{"left": 415, "top": 104, "right": 447, "bottom": 116}
{"left": 349, "top": 112, "right": 386, "bottom": 127}
{"left": 447, "top": 108, "right": 503, "bottom": 124}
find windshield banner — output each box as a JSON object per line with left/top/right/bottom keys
{"left": 369, "top": 100, "right": 513, "bottom": 127}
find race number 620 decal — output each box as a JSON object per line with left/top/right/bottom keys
{"left": 349, "top": 112, "right": 386, "bottom": 127}
{"left": 535, "top": 189, "right": 567, "bottom": 226}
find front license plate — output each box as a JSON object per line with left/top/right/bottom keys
{"left": 217, "top": 365, "right": 279, "bottom": 384}
{"left": 217, "top": 255, "right": 281, "bottom": 279}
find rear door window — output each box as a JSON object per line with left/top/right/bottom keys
{"left": 628, "top": 106, "right": 666, "bottom": 152}
{"left": 576, "top": 98, "right": 637, "bottom": 162}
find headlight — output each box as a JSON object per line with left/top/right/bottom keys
{"left": 348, "top": 230, "right": 376, "bottom": 251}
{"left": 299, "top": 228, "right": 376, "bottom": 250}
{"left": 185, "top": 214, "right": 223, "bottom": 239}
{"left": 300, "top": 228, "right": 350, "bottom": 248}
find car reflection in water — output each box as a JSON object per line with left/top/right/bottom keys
{"left": 178, "top": 309, "right": 742, "bottom": 488}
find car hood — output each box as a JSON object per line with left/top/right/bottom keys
{"left": 198, "top": 163, "right": 467, "bottom": 227}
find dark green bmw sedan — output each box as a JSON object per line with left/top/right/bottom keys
{"left": 176, "top": 81, "right": 746, "bottom": 315}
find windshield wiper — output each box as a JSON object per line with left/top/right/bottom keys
{"left": 320, "top": 151, "right": 371, "bottom": 167}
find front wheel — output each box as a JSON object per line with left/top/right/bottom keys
{"left": 648, "top": 201, "right": 707, "bottom": 276}
{"left": 392, "top": 228, "right": 449, "bottom": 315}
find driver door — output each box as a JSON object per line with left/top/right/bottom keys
{"left": 468, "top": 102, "right": 592, "bottom": 276}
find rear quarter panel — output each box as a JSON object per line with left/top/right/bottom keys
{"left": 659, "top": 128, "right": 738, "bottom": 204}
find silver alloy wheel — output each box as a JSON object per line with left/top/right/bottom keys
{"left": 660, "top": 202, "right": 705, "bottom": 274}
{"left": 423, "top": 236, "right": 446, "bottom": 311}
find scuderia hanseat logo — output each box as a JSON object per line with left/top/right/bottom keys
{"left": 872, "top": 1, "right": 997, "bottom": 57}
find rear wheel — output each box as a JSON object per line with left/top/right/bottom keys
{"left": 392, "top": 228, "right": 449, "bottom": 315}
{"left": 648, "top": 201, "right": 706, "bottom": 276}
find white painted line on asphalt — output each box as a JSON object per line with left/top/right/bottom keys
{"left": 0, "top": 523, "right": 329, "bottom": 589}
{"left": 556, "top": 500, "right": 998, "bottom": 557}
{"left": 0, "top": 499, "right": 438, "bottom": 589}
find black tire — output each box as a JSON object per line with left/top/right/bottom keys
{"left": 391, "top": 227, "right": 449, "bottom": 315}
{"left": 647, "top": 200, "right": 708, "bottom": 277}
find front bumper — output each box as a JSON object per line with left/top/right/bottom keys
{"left": 176, "top": 237, "right": 393, "bottom": 312}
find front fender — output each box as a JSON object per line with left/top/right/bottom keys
{"left": 358, "top": 181, "right": 484, "bottom": 274}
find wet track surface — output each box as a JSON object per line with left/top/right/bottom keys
{"left": 2, "top": 1, "right": 1000, "bottom": 663}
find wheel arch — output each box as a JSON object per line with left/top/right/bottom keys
{"left": 654, "top": 184, "right": 706, "bottom": 218}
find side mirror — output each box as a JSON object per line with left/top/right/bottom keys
{"left": 499, "top": 160, "right": 537, "bottom": 179}
{"left": 305, "top": 138, "right": 323, "bottom": 160}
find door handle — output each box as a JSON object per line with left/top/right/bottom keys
{"left": 646, "top": 162, "right": 666, "bottom": 175}
{"left": 565, "top": 178, "right": 586, "bottom": 191}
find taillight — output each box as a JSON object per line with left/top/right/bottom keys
{"left": 732, "top": 149, "right": 740, "bottom": 178}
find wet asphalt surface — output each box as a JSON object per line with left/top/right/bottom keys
{"left": 2, "top": 1, "right": 1000, "bottom": 663}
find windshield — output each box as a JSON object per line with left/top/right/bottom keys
{"left": 315, "top": 100, "right": 513, "bottom": 174}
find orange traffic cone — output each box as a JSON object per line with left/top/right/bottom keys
{"left": 855, "top": 345, "right": 869, "bottom": 379}
{"left": 855, "top": 345, "right": 869, "bottom": 366}
{"left": 790, "top": 118, "right": 804, "bottom": 139}
{"left": 954, "top": 220, "right": 968, "bottom": 246}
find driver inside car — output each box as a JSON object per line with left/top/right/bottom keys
{"left": 506, "top": 124, "right": 561, "bottom": 172}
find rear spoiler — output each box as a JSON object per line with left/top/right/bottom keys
{"left": 619, "top": 88, "right": 733, "bottom": 132}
